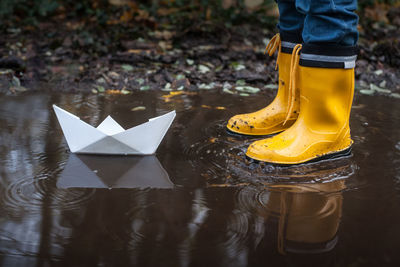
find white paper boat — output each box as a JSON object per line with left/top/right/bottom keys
{"left": 53, "top": 105, "right": 176, "bottom": 155}
{"left": 57, "top": 154, "right": 174, "bottom": 189}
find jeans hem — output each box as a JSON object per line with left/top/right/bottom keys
{"left": 279, "top": 29, "right": 303, "bottom": 43}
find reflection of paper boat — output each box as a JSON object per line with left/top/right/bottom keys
{"left": 57, "top": 154, "right": 174, "bottom": 189}
{"left": 53, "top": 105, "right": 176, "bottom": 155}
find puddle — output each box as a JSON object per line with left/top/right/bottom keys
{"left": 57, "top": 155, "right": 174, "bottom": 189}
{"left": 1, "top": 91, "right": 400, "bottom": 265}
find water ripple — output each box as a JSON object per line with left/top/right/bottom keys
{"left": 184, "top": 120, "right": 358, "bottom": 187}
{"left": 3, "top": 173, "right": 96, "bottom": 217}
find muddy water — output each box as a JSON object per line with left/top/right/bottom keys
{"left": 0, "top": 90, "right": 400, "bottom": 266}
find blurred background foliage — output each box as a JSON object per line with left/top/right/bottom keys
{"left": 1, "top": 0, "right": 398, "bottom": 28}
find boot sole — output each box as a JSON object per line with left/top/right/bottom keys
{"left": 226, "top": 128, "right": 280, "bottom": 138}
{"left": 245, "top": 147, "right": 352, "bottom": 167}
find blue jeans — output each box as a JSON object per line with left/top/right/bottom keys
{"left": 277, "top": 0, "right": 358, "bottom": 46}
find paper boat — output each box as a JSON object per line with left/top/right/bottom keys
{"left": 57, "top": 154, "right": 174, "bottom": 189}
{"left": 53, "top": 105, "right": 176, "bottom": 155}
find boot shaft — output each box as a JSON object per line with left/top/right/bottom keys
{"left": 298, "top": 65, "right": 355, "bottom": 132}
{"left": 275, "top": 52, "right": 295, "bottom": 108}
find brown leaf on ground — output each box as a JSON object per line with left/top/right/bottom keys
{"left": 106, "top": 89, "right": 124, "bottom": 94}
{"left": 245, "top": 0, "right": 263, "bottom": 10}
{"left": 108, "top": 0, "right": 131, "bottom": 6}
{"left": 154, "top": 30, "right": 176, "bottom": 40}
{"left": 364, "top": 4, "right": 390, "bottom": 23}
{"left": 120, "top": 10, "right": 134, "bottom": 23}
{"left": 209, "top": 137, "right": 218, "bottom": 143}
{"left": 157, "top": 8, "right": 180, "bottom": 16}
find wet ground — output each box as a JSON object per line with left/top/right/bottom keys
{"left": 1, "top": 90, "right": 400, "bottom": 266}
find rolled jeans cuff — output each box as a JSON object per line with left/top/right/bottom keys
{"left": 280, "top": 30, "right": 303, "bottom": 54}
{"left": 299, "top": 43, "right": 358, "bottom": 69}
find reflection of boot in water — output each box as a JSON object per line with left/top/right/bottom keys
{"left": 261, "top": 180, "right": 345, "bottom": 255}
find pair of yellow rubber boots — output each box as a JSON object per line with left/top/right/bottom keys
{"left": 227, "top": 34, "right": 354, "bottom": 164}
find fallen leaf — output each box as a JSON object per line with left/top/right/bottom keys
{"left": 209, "top": 137, "right": 218, "bottom": 143}
{"left": 230, "top": 62, "right": 246, "bottom": 71}
{"left": 108, "top": 71, "right": 120, "bottom": 79}
{"left": 9, "top": 86, "right": 27, "bottom": 93}
{"left": 137, "top": 78, "right": 145, "bottom": 85}
{"left": 0, "top": 70, "right": 13, "bottom": 75}
{"left": 223, "top": 82, "right": 232, "bottom": 89}
{"left": 390, "top": 93, "right": 400, "bottom": 99}
{"left": 235, "top": 79, "right": 246, "bottom": 86}
{"left": 264, "top": 84, "right": 278, "bottom": 89}
{"left": 109, "top": 0, "right": 131, "bottom": 6}
{"left": 121, "top": 89, "right": 131, "bottom": 94}
{"left": 223, "top": 88, "right": 235, "bottom": 94}
{"left": 175, "top": 74, "right": 185, "bottom": 80}
{"left": 215, "top": 65, "right": 223, "bottom": 72}
{"left": 96, "top": 77, "right": 106, "bottom": 84}
{"left": 370, "top": 83, "right": 391, "bottom": 94}
{"left": 360, "top": 89, "right": 374, "bottom": 95}
{"left": 162, "top": 82, "right": 172, "bottom": 91}
{"left": 198, "top": 82, "right": 215, "bottom": 90}
{"left": 96, "top": 85, "right": 105, "bottom": 92}
{"left": 106, "top": 89, "right": 122, "bottom": 94}
{"left": 120, "top": 10, "right": 134, "bottom": 22}
{"left": 127, "top": 49, "right": 151, "bottom": 54}
{"left": 236, "top": 86, "right": 260, "bottom": 94}
{"left": 162, "top": 91, "right": 197, "bottom": 102}
{"left": 170, "top": 91, "right": 185, "bottom": 96}
{"left": 12, "top": 76, "right": 21, "bottom": 87}
{"left": 245, "top": 0, "right": 263, "bottom": 9}
{"left": 121, "top": 64, "right": 134, "bottom": 71}
{"left": 154, "top": 30, "right": 175, "bottom": 40}
{"left": 352, "top": 104, "right": 366, "bottom": 109}
{"left": 157, "top": 7, "right": 180, "bottom": 16}
{"left": 140, "top": 85, "right": 150, "bottom": 91}
{"left": 158, "top": 41, "right": 172, "bottom": 50}
{"left": 198, "top": 65, "right": 211, "bottom": 74}
{"left": 162, "top": 91, "right": 184, "bottom": 99}
{"left": 364, "top": 3, "right": 389, "bottom": 23}
{"left": 201, "top": 105, "right": 212, "bottom": 109}
{"left": 131, "top": 106, "right": 146, "bottom": 111}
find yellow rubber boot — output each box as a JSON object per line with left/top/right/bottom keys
{"left": 226, "top": 34, "right": 300, "bottom": 136}
{"left": 261, "top": 180, "right": 345, "bottom": 254}
{"left": 246, "top": 45, "right": 355, "bottom": 164}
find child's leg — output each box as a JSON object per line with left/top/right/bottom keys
{"left": 296, "top": 0, "right": 358, "bottom": 46}
{"left": 277, "top": 0, "right": 305, "bottom": 38}
{"left": 245, "top": 0, "right": 359, "bottom": 164}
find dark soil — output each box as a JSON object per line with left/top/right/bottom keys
{"left": 1, "top": 6, "right": 400, "bottom": 98}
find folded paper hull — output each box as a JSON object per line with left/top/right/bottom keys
{"left": 77, "top": 136, "right": 142, "bottom": 155}
{"left": 53, "top": 105, "right": 176, "bottom": 155}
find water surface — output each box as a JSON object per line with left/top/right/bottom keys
{"left": 0, "top": 91, "right": 400, "bottom": 266}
